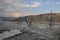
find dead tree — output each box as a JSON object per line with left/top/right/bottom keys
{"left": 49, "top": 11, "right": 53, "bottom": 28}
{"left": 25, "top": 16, "right": 33, "bottom": 27}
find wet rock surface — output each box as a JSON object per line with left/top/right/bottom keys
{"left": 3, "top": 29, "right": 56, "bottom": 40}
{"left": 3, "top": 31, "right": 41, "bottom": 40}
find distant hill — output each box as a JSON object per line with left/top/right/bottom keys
{"left": 13, "top": 13, "right": 60, "bottom": 23}
{"left": 0, "top": 17, "right": 15, "bottom": 21}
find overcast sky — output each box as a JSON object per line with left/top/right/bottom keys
{"left": 0, "top": 0, "right": 60, "bottom": 17}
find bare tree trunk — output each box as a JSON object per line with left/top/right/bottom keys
{"left": 25, "top": 16, "right": 33, "bottom": 27}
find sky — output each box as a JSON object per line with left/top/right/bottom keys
{"left": 0, "top": 0, "right": 60, "bottom": 17}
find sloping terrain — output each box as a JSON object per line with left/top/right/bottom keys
{"left": 13, "top": 13, "right": 60, "bottom": 24}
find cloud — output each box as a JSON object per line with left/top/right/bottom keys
{"left": 0, "top": 12, "right": 23, "bottom": 17}
{"left": 0, "top": 0, "right": 41, "bottom": 12}
{"left": 2, "top": 0, "right": 23, "bottom": 3}
{"left": 9, "top": 2, "right": 41, "bottom": 8}
{"left": 5, "top": 6, "right": 14, "bottom": 12}
{"left": 0, "top": 0, "right": 41, "bottom": 17}
{"left": 56, "top": 2, "right": 60, "bottom": 4}
{"left": 0, "top": 12, "right": 36, "bottom": 17}
{"left": 0, "top": 0, "right": 24, "bottom": 12}
{"left": 23, "top": 2, "right": 41, "bottom": 7}
{"left": 2, "top": 0, "right": 41, "bottom": 8}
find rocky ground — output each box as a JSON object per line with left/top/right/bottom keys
{"left": 0, "top": 21, "right": 60, "bottom": 40}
